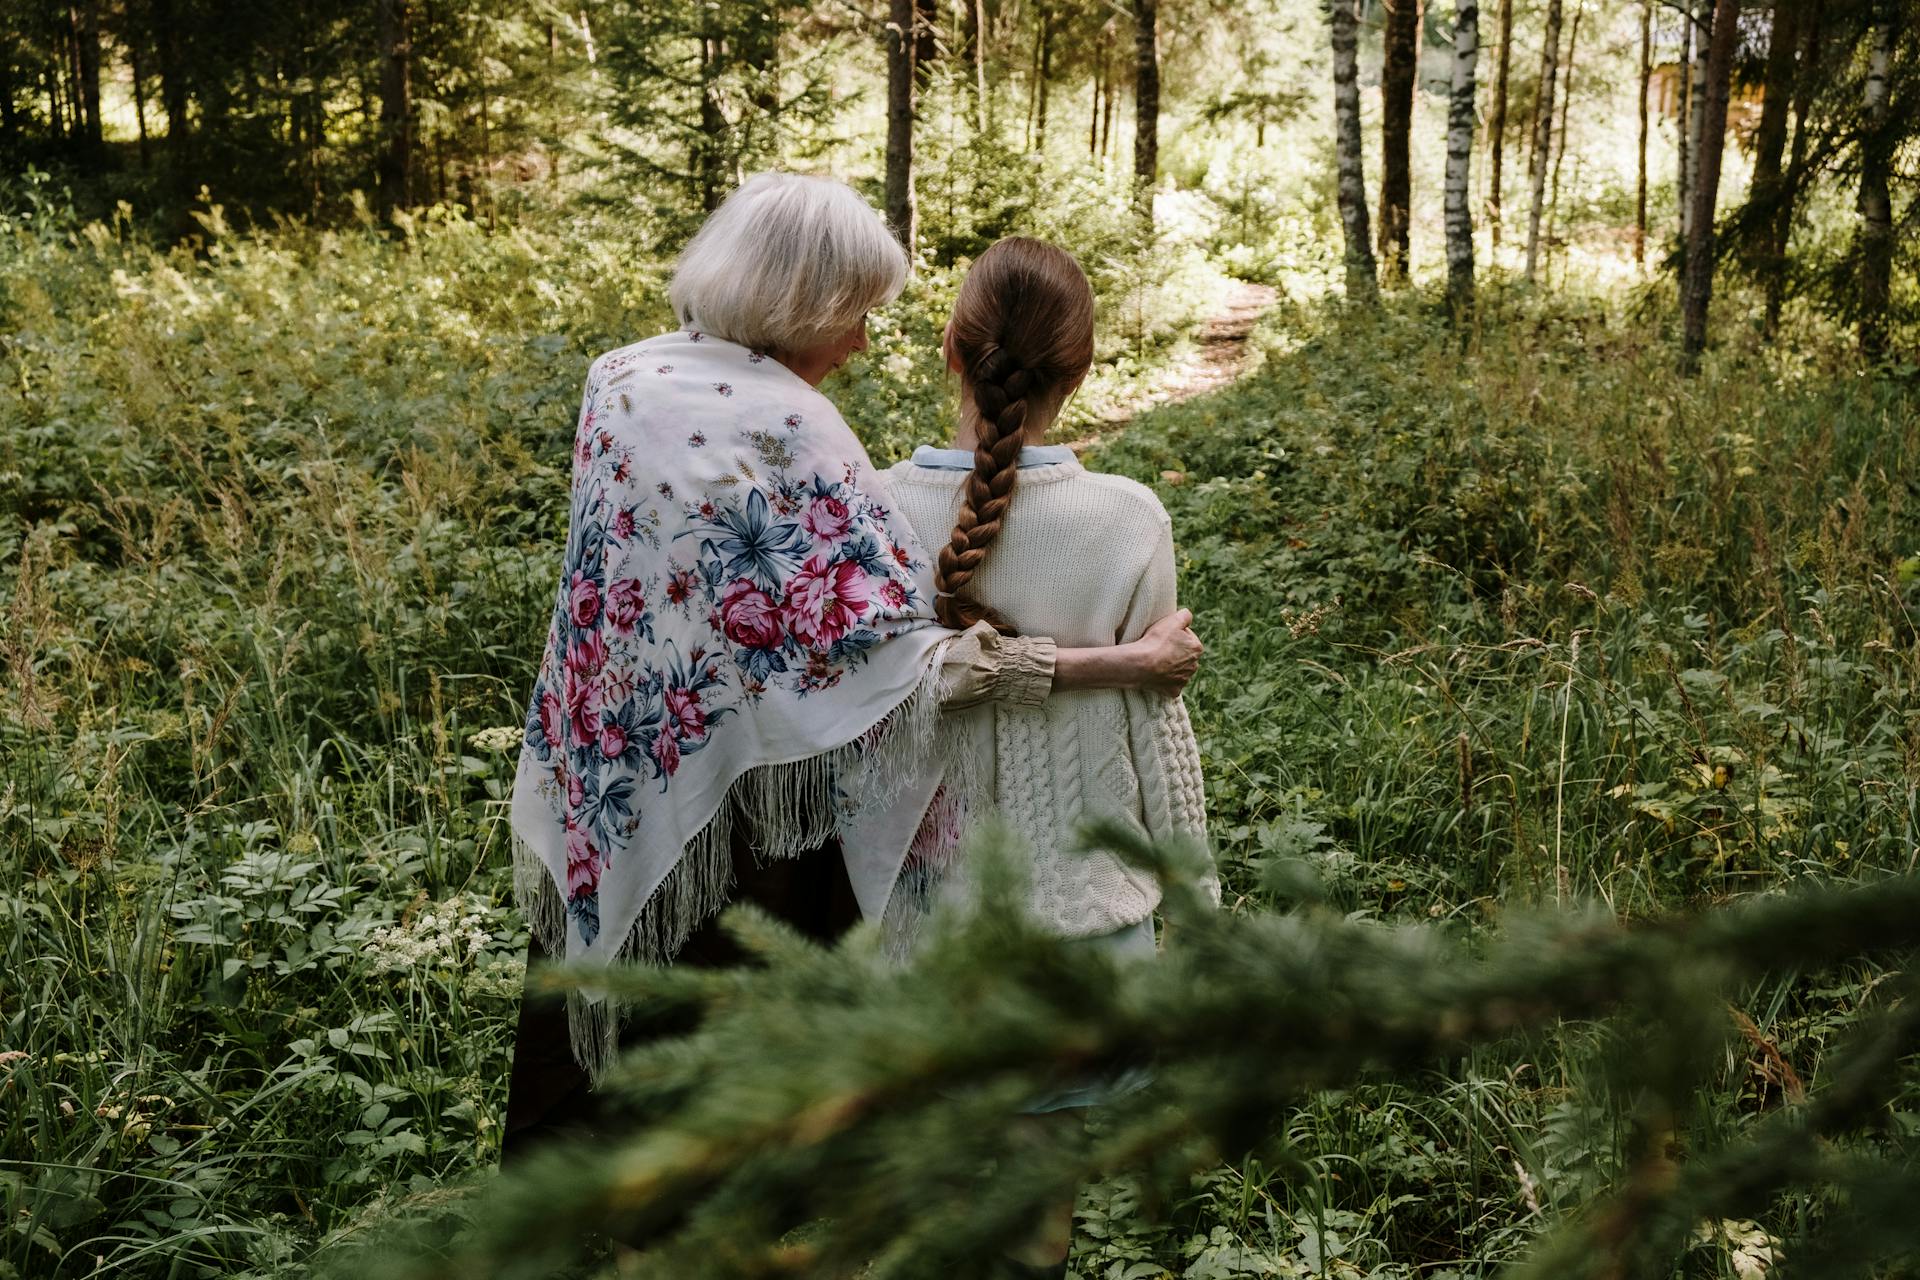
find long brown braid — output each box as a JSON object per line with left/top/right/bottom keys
{"left": 933, "top": 238, "right": 1095, "bottom": 634}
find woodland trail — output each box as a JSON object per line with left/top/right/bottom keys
{"left": 1065, "top": 278, "right": 1278, "bottom": 454}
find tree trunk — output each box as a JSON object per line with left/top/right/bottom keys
{"left": 1105, "top": 45, "right": 1121, "bottom": 161}
{"left": 1747, "top": 1, "right": 1799, "bottom": 238}
{"left": 1133, "top": 0, "right": 1159, "bottom": 222}
{"left": 1680, "top": 0, "right": 1740, "bottom": 366}
{"left": 0, "top": 38, "right": 17, "bottom": 139}
{"left": 377, "top": 0, "right": 414, "bottom": 218}
{"left": 1681, "top": 0, "right": 1709, "bottom": 243}
{"left": 967, "top": 0, "right": 986, "bottom": 131}
{"left": 479, "top": 38, "right": 495, "bottom": 228}
{"left": 696, "top": 36, "right": 727, "bottom": 212}
{"left": 885, "top": 0, "right": 917, "bottom": 248}
{"left": 1634, "top": 0, "right": 1651, "bottom": 267}
{"left": 1089, "top": 41, "right": 1101, "bottom": 158}
{"left": 1332, "top": 0, "right": 1379, "bottom": 303}
{"left": 62, "top": 11, "right": 81, "bottom": 140}
{"left": 63, "top": 13, "right": 83, "bottom": 141}
{"left": 152, "top": 0, "right": 189, "bottom": 173}
{"left": 1857, "top": 2, "right": 1893, "bottom": 359}
{"left": 1740, "top": 0, "right": 1798, "bottom": 322}
{"left": 1675, "top": 5, "right": 1693, "bottom": 243}
{"left": 75, "top": 2, "right": 104, "bottom": 153}
{"left": 1486, "top": 0, "right": 1513, "bottom": 244}
{"left": 1523, "top": 0, "right": 1562, "bottom": 281}
{"left": 1025, "top": 17, "right": 1041, "bottom": 149}
{"left": 1446, "top": 0, "right": 1480, "bottom": 320}
{"left": 1766, "top": 1, "right": 1824, "bottom": 336}
{"left": 1378, "top": 0, "right": 1419, "bottom": 280}
{"left": 46, "top": 63, "right": 64, "bottom": 141}
{"left": 1035, "top": 8, "right": 1053, "bottom": 152}
{"left": 128, "top": 26, "right": 151, "bottom": 168}
{"left": 1547, "top": 0, "right": 1582, "bottom": 261}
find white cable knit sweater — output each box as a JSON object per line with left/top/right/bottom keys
{"left": 883, "top": 446, "right": 1216, "bottom": 937}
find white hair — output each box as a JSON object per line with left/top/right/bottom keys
{"left": 667, "top": 172, "right": 910, "bottom": 354}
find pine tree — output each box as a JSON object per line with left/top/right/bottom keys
{"left": 339, "top": 827, "right": 1920, "bottom": 1280}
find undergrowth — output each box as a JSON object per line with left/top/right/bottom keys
{"left": 1, "top": 192, "right": 1915, "bottom": 1277}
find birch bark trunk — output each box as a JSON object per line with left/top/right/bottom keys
{"left": 1681, "top": 0, "right": 1710, "bottom": 243}
{"left": 1446, "top": 0, "right": 1480, "bottom": 319}
{"left": 1857, "top": 3, "right": 1893, "bottom": 358}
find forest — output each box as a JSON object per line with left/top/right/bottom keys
{"left": 1, "top": 0, "right": 1918, "bottom": 1276}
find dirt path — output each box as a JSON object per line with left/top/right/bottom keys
{"left": 1064, "top": 279, "right": 1278, "bottom": 454}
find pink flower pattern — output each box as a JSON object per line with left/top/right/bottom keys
{"left": 521, "top": 334, "right": 933, "bottom": 947}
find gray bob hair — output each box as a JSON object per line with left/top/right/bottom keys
{"left": 668, "top": 172, "right": 910, "bottom": 354}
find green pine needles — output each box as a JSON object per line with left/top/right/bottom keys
{"left": 341, "top": 823, "right": 1920, "bottom": 1280}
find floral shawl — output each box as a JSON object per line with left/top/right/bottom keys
{"left": 509, "top": 330, "right": 956, "bottom": 1080}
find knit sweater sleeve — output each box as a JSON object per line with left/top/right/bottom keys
{"left": 1119, "top": 515, "right": 1220, "bottom": 905}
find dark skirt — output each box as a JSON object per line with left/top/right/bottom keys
{"left": 499, "top": 827, "right": 862, "bottom": 1167}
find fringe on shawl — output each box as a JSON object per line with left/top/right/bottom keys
{"left": 510, "top": 647, "right": 985, "bottom": 1085}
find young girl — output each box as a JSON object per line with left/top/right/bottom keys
{"left": 883, "top": 237, "right": 1215, "bottom": 1277}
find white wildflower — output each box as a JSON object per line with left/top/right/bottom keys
{"left": 469, "top": 725, "right": 523, "bottom": 753}
{"left": 365, "top": 893, "right": 509, "bottom": 972}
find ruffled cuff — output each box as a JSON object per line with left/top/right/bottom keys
{"left": 937, "top": 621, "right": 1058, "bottom": 711}
{"left": 992, "top": 633, "right": 1057, "bottom": 707}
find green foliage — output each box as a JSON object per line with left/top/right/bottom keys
{"left": 333, "top": 826, "right": 1920, "bottom": 1280}
{"left": 2, "top": 24, "right": 1917, "bottom": 1266}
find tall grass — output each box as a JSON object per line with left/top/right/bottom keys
{"left": 0, "top": 187, "right": 1913, "bottom": 1276}
{"left": 1074, "top": 282, "right": 1918, "bottom": 1274}
{"left": 0, "top": 191, "right": 1228, "bottom": 1277}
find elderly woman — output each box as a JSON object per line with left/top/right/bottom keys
{"left": 498, "top": 172, "right": 1201, "bottom": 1167}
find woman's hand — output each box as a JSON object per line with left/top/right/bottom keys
{"left": 1129, "top": 608, "right": 1203, "bottom": 694}
{"left": 1050, "top": 608, "right": 1203, "bottom": 694}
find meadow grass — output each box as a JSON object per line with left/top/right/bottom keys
{"left": 1, "top": 193, "right": 1915, "bottom": 1278}
{"left": 1071, "top": 280, "right": 1918, "bottom": 1274}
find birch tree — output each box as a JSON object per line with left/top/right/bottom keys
{"left": 1681, "top": 0, "right": 1740, "bottom": 366}
{"left": 1681, "top": 0, "right": 1709, "bottom": 243}
{"left": 1331, "top": 0, "right": 1379, "bottom": 303}
{"left": 1857, "top": 2, "right": 1893, "bottom": 358}
{"left": 1523, "top": 0, "right": 1562, "bottom": 282}
{"left": 1446, "top": 0, "right": 1480, "bottom": 318}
